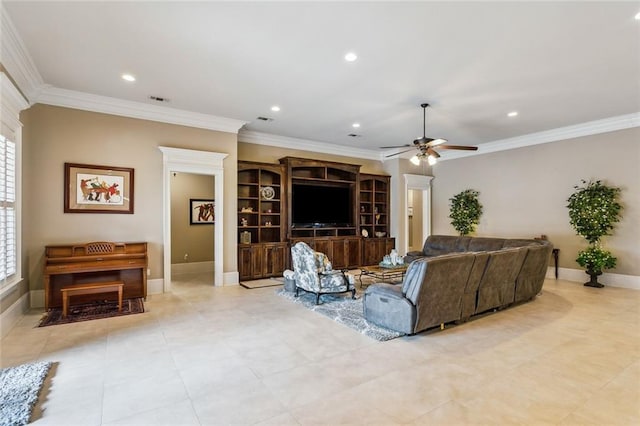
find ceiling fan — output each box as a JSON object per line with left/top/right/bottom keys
{"left": 382, "top": 103, "right": 478, "bottom": 165}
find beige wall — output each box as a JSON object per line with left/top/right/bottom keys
{"left": 431, "top": 127, "right": 639, "bottom": 276}
{"left": 20, "top": 104, "right": 238, "bottom": 292}
{"left": 170, "top": 173, "right": 215, "bottom": 264}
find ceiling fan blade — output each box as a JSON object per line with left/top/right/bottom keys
{"left": 426, "top": 147, "right": 441, "bottom": 158}
{"left": 426, "top": 138, "right": 447, "bottom": 146}
{"left": 379, "top": 144, "right": 410, "bottom": 149}
{"left": 437, "top": 145, "right": 478, "bottom": 151}
{"left": 385, "top": 148, "right": 416, "bottom": 158}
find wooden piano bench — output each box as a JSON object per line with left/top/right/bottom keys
{"left": 61, "top": 281, "right": 124, "bottom": 318}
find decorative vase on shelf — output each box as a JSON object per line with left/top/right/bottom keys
{"left": 584, "top": 270, "right": 604, "bottom": 288}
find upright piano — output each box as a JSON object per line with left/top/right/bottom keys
{"left": 44, "top": 241, "right": 148, "bottom": 309}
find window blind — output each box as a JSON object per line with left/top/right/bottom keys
{"left": 0, "top": 134, "right": 17, "bottom": 281}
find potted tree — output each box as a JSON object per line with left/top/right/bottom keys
{"left": 566, "top": 180, "right": 622, "bottom": 287}
{"left": 449, "top": 189, "right": 483, "bottom": 236}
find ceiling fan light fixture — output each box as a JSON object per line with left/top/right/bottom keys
{"left": 427, "top": 155, "right": 437, "bottom": 166}
{"left": 410, "top": 155, "right": 421, "bottom": 166}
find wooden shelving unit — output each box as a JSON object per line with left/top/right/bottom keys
{"left": 359, "top": 174, "right": 395, "bottom": 265}
{"left": 237, "top": 161, "right": 287, "bottom": 280}
{"left": 237, "top": 158, "right": 396, "bottom": 277}
{"left": 280, "top": 157, "right": 360, "bottom": 239}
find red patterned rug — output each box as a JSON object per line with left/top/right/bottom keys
{"left": 38, "top": 298, "right": 145, "bottom": 327}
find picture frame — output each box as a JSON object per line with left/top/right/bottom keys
{"left": 190, "top": 199, "right": 215, "bottom": 224}
{"left": 64, "top": 163, "right": 134, "bottom": 214}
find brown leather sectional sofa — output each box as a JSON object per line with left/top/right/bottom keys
{"left": 363, "top": 235, "right": 553, "bottom": 335}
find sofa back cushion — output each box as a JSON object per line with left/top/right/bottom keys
{"left": 514, "top": 243, "right": 552, "bottom": 303}
{"left": 501, "top": 239, "right": 540, "bottom": 248}
{"left": 468, "top": 237, "right": 505, "bottom": 252}
{"left": 410, "top": 253, "right": 476, "bottom": 332}
{"left": 460, "top": 252, "right": 490, "bottom": 318}
{"left": 475, "top": 247, "right": 528, "bottom": 314}
{"left": 422, "top": 235, "right": 470, "bottom": 256}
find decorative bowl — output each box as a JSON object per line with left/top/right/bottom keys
{"left": 375, "top": 231, "right": 386, "bottom": 238}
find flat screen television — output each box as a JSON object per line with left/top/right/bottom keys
{"left": 292, "top": 183, "right": 352, "bottom": 227}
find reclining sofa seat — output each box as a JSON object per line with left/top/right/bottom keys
{"left": 363, "top": 253, "right": 476, "bottom": 335}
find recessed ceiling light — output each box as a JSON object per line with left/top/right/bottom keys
{"left": 507, "top": 111, "right": 519, "bottom": 117}
{"left": 271, "top": 105, "right": 281, "bottom": 112}
{"left": 352, "top": 123, "right": 360, "bottom": 128}
{"left": 344, "top": 52, "right": 358, "bottom": 62}
{"left": 121, "top": 74, "right": 136, "bottom": 82}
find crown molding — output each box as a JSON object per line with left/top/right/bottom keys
{"left": 438, "top": 112, "right": 640, "bottom": 162}
{"left": 238, "top": 130, "right": 382, "bottom": 161}
{"left": 36, "top": 86, "right": 247, "bottom": 134}
{"left": 0, "top": 6, "right": 45, "bottom": 103}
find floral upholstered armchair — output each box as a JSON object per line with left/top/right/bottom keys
{"left": 290, "top": 242, "right": 355, "bottom": 304}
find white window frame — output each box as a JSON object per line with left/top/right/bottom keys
{"left": 0, "top": 72, "right": 28, "bottom": 295}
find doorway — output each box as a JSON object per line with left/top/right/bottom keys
{"left": 160, "top": 147, "right": 228, "bottom": 292}
{"left": 170, "top": 172, "right": 215, "bottom": 283}
{"left": 403, "top": 174, "right": 433, "bottom": 255}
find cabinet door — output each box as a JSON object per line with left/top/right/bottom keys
{"left": 251, "top": 246, "right": 264, "bottom": 279}
{"left": 362, "top": 239, "right": 379, "bottom": 266}
{"left": 384, "top": 238, "right": 396, "bottom": 256}
{"left": 330, "top": 240, "right": 347, "bottom": 270}
{"left": 238, "top": 246, "right": 254, "bottom": 281}
{"left": 346, "top": 238, "right": 362, "bottom": 268}
{"left": 263, "top": 243, "right": 287, "bottom": 277}
{"left": 314, "top": 240, "right": 331, "bottom": 259}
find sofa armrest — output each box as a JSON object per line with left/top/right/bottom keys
{"left": 406, "top": 250, "right": 424, "bottom": 256}
{"left": 364, "top": 283, "right": 416, "bottom": 334}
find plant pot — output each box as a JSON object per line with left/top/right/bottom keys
{"left": 584, "top": 270, "right": 604, "bottom": 288}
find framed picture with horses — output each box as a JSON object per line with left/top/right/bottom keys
{"left": 64, "top": 163, "right": 134, "bottom": 214}
{"left": 190, "top": 199, "right": 215, "bottom": 224}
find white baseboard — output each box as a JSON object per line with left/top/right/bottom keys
{"left": 1, "top": 291, "right": 30, "bottom": 338}
{"left": 224, "top": 271, "right": 239, "bottom": 286}
{"left": 30, "top": 289, "right": 45, "bottom": 308}
{"left": 546, "top": 266, "right": 640, "bottom": 290}
{"left": 147, "top": 278, "right": 164, "bottom": 295}
{"left": 171, "top": 261, "right": 214, "bottom": 275}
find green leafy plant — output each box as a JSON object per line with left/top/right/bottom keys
{"left": 576, "top": 245, "right": 617, "bottom": 274}
{"left": 567, "top": 179, "right": 622, "bottom": 278}
{"left": 567, "top": 180, "right": 622, "bottom": 244}
{"left": 449, "top": 189, "right": 483, "bottom": 236}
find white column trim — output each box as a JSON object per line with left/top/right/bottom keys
{"left": 159, "top": 147, "right": 228, "bottom": 291}
{"left": 403, "top": 174, "right": 433, "bottom": 255}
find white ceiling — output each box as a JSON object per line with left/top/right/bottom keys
{"left": 3, "top": 1, "right": 640, "bottom": 159}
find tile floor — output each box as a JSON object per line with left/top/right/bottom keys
{"left": 1, "top": 274, "right": 639, "bottom": 425}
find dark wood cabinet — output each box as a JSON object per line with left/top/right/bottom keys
{"left": 291, "top": 236, "right": 362, "bottom": 269}
{"left": 362, "top": 237, "right": 396, "bottom": 266}
{"left": 238, "top": 158, "right": 393, "bottom": 276}
{"left": 238, "top": 242, "right": 288, "bottom": 280}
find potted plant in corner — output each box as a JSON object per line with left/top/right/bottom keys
{"left": 567, "top": 179, "right": 622, "bottom": 287}
{"left": 449, "top": 189, "right": 483, "bottom": 236}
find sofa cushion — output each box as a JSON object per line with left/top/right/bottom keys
{"left": 513, "top": 243, "right": 552, "bottom": 303}
{"left": 467, "top": 237, "right": 505, "bottom": 252}
{"left": 475, "top": 247, "right": 528, "bottom": 314}
{"left": 501, "top": 239, "right": 540, "bottom": 248}
{"left": 421, "top": 235, "right": 470, "bottom": 256}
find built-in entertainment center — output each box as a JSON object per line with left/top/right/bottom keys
{"left": 237, "top": 157, "right": 394, "bottom": 280}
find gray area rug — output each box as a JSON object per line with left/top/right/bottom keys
{"left": 276, "top": 288, "right": 405, "bottom": 341}
{"left": 0, "top": 361, "right": 52, "bottom": 426}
